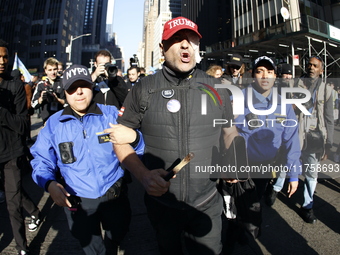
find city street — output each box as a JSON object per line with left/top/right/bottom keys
{"left": 0, "top": 113, "right": 339, "bottom": 255}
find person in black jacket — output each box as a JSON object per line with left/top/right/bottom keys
{"left": 221, "top": 54, "right": 252, "bottom": 89}
{"left": 0, "top": 39, "right": 41, "bottom": 255}
{"left": 105, "top": 17, "right": 238, "bottom": 255}
{"left": 125, "top": 66, "right": 141, "bottom": 91}
{"left": 31, "top": 57, "right": 66, "bottom": 124}
{"left": 91, "top": 50, "right": 128, "bottom": 108}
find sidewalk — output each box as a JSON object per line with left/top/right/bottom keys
{"left": 0, "top": 114, "right": 339, "bottom": 254}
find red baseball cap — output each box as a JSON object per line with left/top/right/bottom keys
{"left": 162, "top": 17, "right": 202, "bottom": 41}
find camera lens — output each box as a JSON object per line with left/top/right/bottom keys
{"left": 61, "top": 152, "right": 70, "bottom": 161}
{"left": 104, "top": 63, "right": 118, "bottom": 77}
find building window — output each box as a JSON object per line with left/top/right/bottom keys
{"left": 44, "top": 51, "right": 57, "bottom": 58}
{"left": 31, "top": 24, "right": 43, "bottom": 36}
{"left": 29, "top": 52, "right": 40, "bottom": 59}
{"left": 45, "top": 39, "right": 57, "bottom": 46}
{"left": 30, "top": 40, "right": 42, "bottom": 47}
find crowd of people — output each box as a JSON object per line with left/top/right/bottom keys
{"left": 0, "top": 15, "right": 339, "bottom": 255}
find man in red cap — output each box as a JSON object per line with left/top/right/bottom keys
{"left": 105, "top": 16, "right": 237, "bottom": 255}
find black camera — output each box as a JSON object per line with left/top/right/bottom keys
{"left": 104, "top": 63, "right": 118, "bottom": 78}
{"left": 295, "top": 92, "right": 314, "bottom": 110}
{"left": 130, "top": 54, "right": 139, "bottom": 67}
{"left": 42, "top": 87, "right": 55, "bottom": 102}
{"left": 58, "top": 142, "right": 76, "bottom": 164}
{"left": 245, "top": 113, "right": 262, "bottom": 130}
{"left": 46, "top": 87, "right": 54, "bottom": 95}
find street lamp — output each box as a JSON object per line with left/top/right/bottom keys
{"left": 65, "top": 33, "right": 91, "bottom": 63}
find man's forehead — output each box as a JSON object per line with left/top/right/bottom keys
{"left": 255, "top": 60, "right": 275, "bottom": 70}
{"left": 256, "top": 65, "right": 275, "bottom": 71}
{"left": 0, "top": 47, "right": 8, "bottom": 54}
{"left": 46, "top": 64, "right": 57, "bottom": 69}
{"left": 96, "top": 55, "right": 110, "bottom": 62}
{"left": 309, "top": 58, "right": 321, "bottom": 65}
{"left": 173, "top": 29, "right": 199, "bottom": 38}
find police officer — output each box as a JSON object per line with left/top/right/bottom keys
{"left": 234, "top": 56, "right": 301, "bottom": 200}
{"left": 30, "top": 65, "right": 144, "bottom": 255}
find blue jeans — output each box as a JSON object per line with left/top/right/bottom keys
{"left": 273, "top": 151, "right": 318, "bottom": 209}
{"left": 273, "top": 171, "right": 287, "bottom": 192}
{"left": 301, "top": 151, "right": 318, "bottom": 209}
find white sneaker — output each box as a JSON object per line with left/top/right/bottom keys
{"left": 28, "top": 215, "right": 41, "bottom": 232}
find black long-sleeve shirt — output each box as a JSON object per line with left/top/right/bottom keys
{"left": 0, "top": 74, "right": 28, "bottom": 162}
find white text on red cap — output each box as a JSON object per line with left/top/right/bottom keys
{"left": 168, "top": 18, "right": 196, "bottom": 29}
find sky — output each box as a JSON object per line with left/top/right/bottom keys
{"left": 107, "top": 0, "right": 144, "bottom": 71}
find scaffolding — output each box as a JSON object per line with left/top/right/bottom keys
{"left": 203, "top": 16, "right": 340, "bottom": 79}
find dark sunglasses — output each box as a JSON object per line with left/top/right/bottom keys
{"left": 229, "top": 65, "right": 241, "bottom": 69}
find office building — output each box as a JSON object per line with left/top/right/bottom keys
{"left": 183, "top": 0, "right": 340, "bottom": 77}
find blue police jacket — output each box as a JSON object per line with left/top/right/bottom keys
{"left": 234, "top": 85, "right": 301, "bottom": 181}
{"left": 31, "top": 102, "right": 144, "bottom": 199}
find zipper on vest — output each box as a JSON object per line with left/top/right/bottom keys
{"left": 179, "top": 79, "right": 189, "bottom": 202}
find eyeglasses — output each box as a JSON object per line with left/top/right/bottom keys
{"left": 229, "top": 65, "right": 241, "bottom": 69}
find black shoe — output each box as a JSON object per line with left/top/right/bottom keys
{"left": 300, "top": 207, "right": 317, "bottom": 224}
{"left": 265, "top": 188, "right": 278, "bottom": 206}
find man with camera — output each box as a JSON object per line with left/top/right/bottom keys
{"left": 91, "top": 50, "right": 128, "bottom": 108}
{"left": 31, "top": 57, "right": 66, "bottom": 123}
{"left": 30, "top": 64, "right": 145, "bottom": 255}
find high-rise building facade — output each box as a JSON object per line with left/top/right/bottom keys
{"left": 81, "top": 0, "right": 109, "bottom": 67}
{"left": 0, "top": 0, "right": 32, "bottom": 66}
{"left": 143, "top": 0, "right": 159, "bottom": 71}
{"left": 182, "top": 0, "right": 232, "bottom": 68}
{"left": 183, "top": 0, "right": 340, "bottom": 77}
{"left": 30, "top": 0, "right": 88, "bottom": 69}
{"left": 0, "top": 0, "right": 112, "bottom": 72}
{"left": 83, "top": 0, "right": 108, "bottom": 46}
{"left": 1, "top": 0, "right": 87, "bottom": 71}
{"left": 158, "top": 0, "right": 181, "bottom": 16}
{"left": 142, "top": 0, "right": 182, "bottom": 71}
